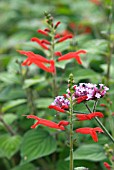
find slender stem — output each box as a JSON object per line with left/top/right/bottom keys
{"left": 84, "top": 103, "right": 114, "bottom": 143}
{"left": 106, "top": 0, "right": 113, "bottom": 86}
{"left": 50, "top": 28, "right": 58, "bottom": 97}
{"left": 69, "top": 98, "right": 74, "bottom": 170}
{"left": 0, "top": 116, "right": 15, "bottom": 136}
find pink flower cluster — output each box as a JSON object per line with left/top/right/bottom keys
{"left": 66, "top": 83, "right": 109, "bottom": 103}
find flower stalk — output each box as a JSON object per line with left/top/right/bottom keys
{"left": 84, "top": 102, "right": 114, "bottom": 143}
{"left": 68, "top": 74, "right": 75, "bottom": 170}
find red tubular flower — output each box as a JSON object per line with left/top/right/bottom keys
{"left": 17, "top": 50, "right": 50, "bottom": 63}
{"left": 58, "top": 50, "right": 87, "bottom": 64}
{"left": 54, "top": 21, "right": 61, "bottom": 29}
{"left": 44, "top": 28, "right": 50, "bottom": 32}
{"left": 41, "top": 39, "right": 51, "bottom": 45}
{"left": 54, "top": 34, "right": 61, "bottom": 39}
{"left": 54, "top": 51, "right": 62, "bottom": 57}
{"left": 48, "top": 105, "right": 65, "bottom": 113}
{"left": 76, "top": 112, "right": 104, "bottom": 121}
{"left": 58, "top": 34, "right": 73, "bottom": 43}
{"left": 76, "top": 95, "right": 88, "bottom": 103}
{"left": 76, "top": 127, "right": 104, "bottom": 142}
{"left": 26, "top": 115, "right": 69, "bottom": 130}
{"left": 104, "top": 162, "right": 111, "bottom": 170}
{"left": 31, "top": 37, "right": 49, "bottom": 50}
{"left": 37, "top": 29, "right": 48, "bottom": 36}
{"left": 100, "top": 103, "right": 106, "bottom": 107}
{"left": 17, "top": 50, "right": 55, "bottom": 73}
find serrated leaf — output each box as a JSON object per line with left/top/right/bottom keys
{"left": 66, "top": 144, "right": 106, "bottom": 162}
{"left": 20, "top": 128, "right": 57, "bottom": 163}
{"left": 2, "top": 99, "right": 27, "bottom": 112}
{"left": 35, "top": 98, "right": 53, "bottom": 109}
{"left": 0, "top": 135, "right": 21, "bottom": 159}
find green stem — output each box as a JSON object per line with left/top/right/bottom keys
{"left": 84, "top": 103, "right": 114, "bottom": 143}
{"left": 69, "top": 98, "right": 74, "bottom": 170}
{"left": 106, "top": 0, "right": 113, "bottom": 86}
{"left": 50, "top": 27, "right": 58, "bottom": 97}
{"left": 0, "top": 115, "right": 15, "bottom": 136}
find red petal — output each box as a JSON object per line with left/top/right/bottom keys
{"left": 58, "top": 34, "right": 73, "bottom": 43}
{"left": 90, "top": 130, "right": 98, "bottom": 142}
{"left": 48, "top": 105, "right": 65, "bottom": 113}
{"left": 104, "top": 162, "right": 111, "bottom": 170}
{"left": 31, "top": 37, "right": 49, "bottom": 50}
{"left": 58, "top": 120, "right": 69, "bottom": 126}
{"left": 37, "top": 29, "right": 48, "bottom": 36}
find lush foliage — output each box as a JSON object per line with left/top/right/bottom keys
{"left": 0, "top": 0, "right": 114, "bottom": 170}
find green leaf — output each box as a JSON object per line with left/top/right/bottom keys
{"left": 12, "top": 163, "right": 36, "bottom": 170}
{"left": 0, "top": 135, "right": 21, "bottom": 159}
{"left": 66, "top": 144, "right": 106, "bottom": 162}
{"left": 65, "top": 67, "right": 100, "bottom": 83}
{"left": 20, "top": 128, "right": 57, "bottom": 163}
{"left": 23, "top": 77, "right": 45, "bottom": 89}
{"left": 2, "top": 99, "right": 27, "bottom": 112}
{"left": 0, "top": 113, "right": 17, "bottom": 129}
{"left": 0, "top": 72, "right": 20, "bottom": 85}
{"left": 35, "top": 98, "right": 53, "bottom": 109}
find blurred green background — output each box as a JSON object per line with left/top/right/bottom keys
{"left": 0, "top": 0, "right": 114, "bottom": 170}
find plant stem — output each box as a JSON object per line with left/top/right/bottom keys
{"left": 84, "top": 103, "right": 114, "bottom": 143}
{"left": 0, "top": 116, "right": 15, "bottom": 136}
{"left": 50, "top": 27, "right": 58, "bottom": 97}
{"left": 106, "top": 0, "right": 113, "bottom": 86}
{"left": 69, "top": 98, "right": 74, "bottom": 170}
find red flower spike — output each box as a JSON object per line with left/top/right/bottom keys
{"left": 104, "top": 162, "right": 111, "bottom": 170}
{"left": 37, "top": 29, "right": 48, "bottom": 36}
{"left": 76, "top": 112, "right": 104, "bottom": 121}
{"left": 54, "top": 51, "right": 62, "bottom": 57}
{"left": 58, "top": 50, "right": 86, "bottom": 64}
{"left": 31, "top": 37, "right": 49, "bottom": 50}
{"left": 54, "top": 34, "right": 61, "bottom": 39}
{"left": 76, "top": 95, "right": 88, "bottom": 103}
{"left": 76, "top": 127, "right": 104, "bottom": 142}
{"left": 48, "top": 105, "right": 65, "bottom": 113}
{"left": 26, "top": 115, "right": 67, "bottom": 130}
{"left": 17, "top": 50, "right": 50, "bottom": 63}
{"left": 41, "top": 39, "right": 51, "bottom": 45}
{"left": 54, "top": 21, "right": 61, "bottom": 29}
{"left": 58, "top": 34, "right": 73, "bottom": 43}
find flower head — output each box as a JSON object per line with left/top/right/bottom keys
{"left": 26, "top": 115, "right": 69, "bottom": 130}
{"left": 76, "top": 127, "right": 104, "bottom": 142}
{"left": 50, "top": 96, "right": 70, "bottom": 111}
{"left": 68, "top": 83, "right": 109, "bottom": 102}
{"left": 76, "top": 112, "right": 104, "bottom": 121}
{"left": 58, "top": 50, "right": 86, "bottom": 64}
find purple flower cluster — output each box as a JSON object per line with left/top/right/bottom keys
{"left": 51, "top": 96, "right": 70, "bottom": 108}
{"left": 71, "top": 83, "right": 109, "bottom": 101}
